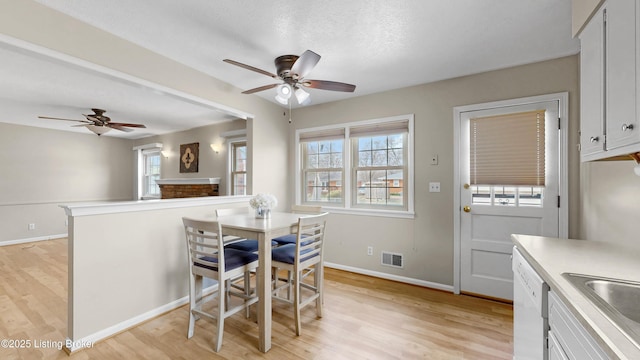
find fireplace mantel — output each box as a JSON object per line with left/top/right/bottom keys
{"left": 156, "top": 178, "right": 220, "bottom": 198}
{"left": 155, "top": 177, "right": 220, "bottom": 185}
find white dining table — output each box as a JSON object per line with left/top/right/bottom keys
{"left": 216, "top": 211, "right": 304, "bottom": 352}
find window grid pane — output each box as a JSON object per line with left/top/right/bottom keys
{"left": 353, "top": 133, "right": 406, "bottom": 209}
{"left": 302, "top": 139, "right": 344, "bottom": 204}
{"left": 231, "top": 142, "right": 247, "bottom": 195}
{"left": 143, "top": 153, "right": 161, "bottom": 197}
{"left": 471, "top": 185, "right": 543, "bottom": 207}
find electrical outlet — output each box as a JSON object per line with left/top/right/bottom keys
{"left": 367, "top": 246, "right": 373, "bottom": 256}
{"left": 28, "top": 223, "right": 35, "bottom": 231}
{"left": 429, "top": 182, "right": 441, "bottom": 192}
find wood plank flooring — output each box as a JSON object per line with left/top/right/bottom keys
{"left": 0, "top": 238, "right": 513, "bottom": 359}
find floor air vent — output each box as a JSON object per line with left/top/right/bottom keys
{"left": 381, "top": 251, "right": 403, "bottom": 268}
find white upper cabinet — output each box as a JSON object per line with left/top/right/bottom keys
{"left": 580, "top": 6, "right": 605, "bottom": 158}
{"left": 579, "top": 0, "right": 640, "bottom": 161}
{"left": 606, "top": 0, "right": 638, "bottom": 150}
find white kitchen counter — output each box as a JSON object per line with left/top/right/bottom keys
{"left": 512, "top": 234, "right": 640, "bottom": 360}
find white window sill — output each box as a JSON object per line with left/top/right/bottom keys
{"left": 319, "top": 206, "right": 415, "bottom": 219}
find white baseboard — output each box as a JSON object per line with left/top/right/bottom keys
{"left": 324, "top": 262, "right": 454, "bottom": 293}
{"left": 65, "top": 284, "right": 218, "bottom": 353}
{"left": 0, "top": 234, "right": 67, "bottom": 247}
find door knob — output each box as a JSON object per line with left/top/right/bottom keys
{"left": 463, "top": 206, "right": 471, "bottom": 213}
{"left": 463, "top": 183, "right": 470, "bottom": 189}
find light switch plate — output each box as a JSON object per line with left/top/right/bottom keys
{"left": 429, "top": 182, "right": 441, "bottom": 192}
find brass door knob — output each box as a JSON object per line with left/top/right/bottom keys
{"left": 463, "top": 183, "right": 470, "bottom": 189}
{"left": 463, "top": 206, "right": 471, "bottom": 213}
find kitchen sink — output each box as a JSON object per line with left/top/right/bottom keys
{"left": 562, "top": 273, "right": 640, "bottom": 348}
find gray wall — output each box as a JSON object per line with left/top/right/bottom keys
{"left": 293, "top": 55, "right": 580, "bottom": 286}
{"left": 0, "top": 123, "right": 134, "bottom": 243}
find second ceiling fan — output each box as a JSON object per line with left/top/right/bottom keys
{"left": 223, "top": 50, "right": 355, "bottom": 106}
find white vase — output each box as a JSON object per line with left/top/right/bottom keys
{"left": 255, "top": 207, "right": 271, "bottom": 219}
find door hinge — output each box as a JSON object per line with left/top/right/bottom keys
{"left": 558, "top": 195, "right": 561, "bottom": 208}
{"left": 558, "top": 117, "right": 561, "bottom": 130}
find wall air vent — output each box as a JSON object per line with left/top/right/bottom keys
{"left": 381, "top": 251, "right": 404, "bottom": 268}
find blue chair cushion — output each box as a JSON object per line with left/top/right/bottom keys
{"left": 196, "top": 249, "right": 258, "bottom": 272}
{"left": 271, "top": 244, "right": 318, "bottom": 264}
{"left": 272, "top": 234, "right": 312, "bottom": 246}
{"left": 272, "top": 234, "right": 296, "bottom": 245}
{"left": 226, "top": 239, "right": 278, "bottom": 252}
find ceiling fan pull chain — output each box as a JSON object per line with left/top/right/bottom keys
{"left": 289, "top": 99, "right": 292, "bottom": 124}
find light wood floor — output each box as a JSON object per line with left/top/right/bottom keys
{"left": 0, "top": 238, "right": 513, "bottom": 359}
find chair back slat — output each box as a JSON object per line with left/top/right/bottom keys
{"left": 183, "top": 217, "right": 226, "bottom": 275}
{"left": 295, "top": 213, "right": 328, "bottom": 266}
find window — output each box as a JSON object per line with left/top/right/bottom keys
{"left": 297, "top": 115, "right": 414, "bottom": 216}
{"left": 134, "top": 143, "right": 162, "bottom": 200}
{"left": 469, "top": 110, "right": 546, "bottom": 207}
{"left": 142, "top": 150, "right": 161, "bottom": 198}
{"left": 231, "top": 142, "right": 247, "bottom": 195}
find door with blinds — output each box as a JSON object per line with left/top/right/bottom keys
{"left": 459, "top": 99, "right": 560, "bottom": 301}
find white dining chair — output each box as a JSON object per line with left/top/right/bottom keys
{"left": 182, "top": 217, "right": 259, "bottom": 352}
{"left": 272, "top": 205, "right": 322, "bottom": 246}
{"left": 271, "top": 212, "right": 328, "bottom": 336}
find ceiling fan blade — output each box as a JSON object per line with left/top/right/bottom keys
{"left": 223, "top": 59, "right": 278, "bottom": 79}
{"left": 38, "top": 116, "right": 91, "bottom": 124}
{"left": 108, "top": 125, "right": 135, "bottom": 132}
{"left": 242, "top": 83, "right": 279, "bottom": 94}
{"left": 291, "top": 50, "right": 320, "bottom": 79}
{"left": 108, "top": 122, "right": 146, "bottom": 128}
{"left": 302, "top": 80, "right": 356, "bottom": 92}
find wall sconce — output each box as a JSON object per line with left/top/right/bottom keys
{"left": 210, "top": 144, "right": 220, "bottom": 154}
{"left": 160, "top": 150, "right": 170, "bottom": 158}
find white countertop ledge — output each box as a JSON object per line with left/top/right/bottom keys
{"left": 156, "top": 177, "right": 220, "bottom": 185}
{"left": 512, "top": 234, "right": 640, "bottom": 360}
{"left": 60, "top": 195, "right": 251, "bottom": 217}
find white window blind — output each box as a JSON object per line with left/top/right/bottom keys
{"left": 470, "top": 110, "right": 545, "bottom": 186}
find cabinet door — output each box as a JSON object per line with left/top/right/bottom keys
{"left": 580, "top": 7, "right": 606, "bottom": 159}
{"left": 548, "top": 330, "right": 570, "bottom": 360}
{"left": 548, "top": 291, "right": 609, "bottom": 360}
{"left": 606, "top": 0, "right": 638, "bottom": 150}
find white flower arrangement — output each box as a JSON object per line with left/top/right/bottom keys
{"left": 249, "top": 193, "right": 278, "bottom": 210}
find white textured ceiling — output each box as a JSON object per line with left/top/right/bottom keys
{"left": 2, "top": 0, "right": 579, "bottom": 138}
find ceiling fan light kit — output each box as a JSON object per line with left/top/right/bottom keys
{"left": 275, "top": 83, "right": 292, "bottom": 104}
{"left": 224, "top": 49, "right": 355, "bottom": 107}
{"left": 85, "top": 124, "right": 111, "bottom": 136}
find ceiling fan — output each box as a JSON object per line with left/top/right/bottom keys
{"left": 38, "top": 108, "right": 146, "bottom": 136}
{"left": 223, "top": 50, "right": 356, "bottom": 106}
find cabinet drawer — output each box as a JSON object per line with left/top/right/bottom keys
{"left": 548, "top": 291, "right": 609, "bottom": 360}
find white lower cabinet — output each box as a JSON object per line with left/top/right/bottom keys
{"left": 548, "top": 330, "right": 569, "bottom": 360}
{"left": 548, "top": 291, "right": 609, "bottom": 360}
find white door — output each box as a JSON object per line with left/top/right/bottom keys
{"left": 457, "top": 97, "right": 562, "bottom": 301}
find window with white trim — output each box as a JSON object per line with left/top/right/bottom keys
{"left": 142, "top": 149, "right": 161, "bottom": 198}
{"left": 297, "top": 115, "right": 413, "bottom": 215}
{"left": 231, "top": 141, "right": 247, "bottom": 195}
{"left": 134, "top": 143, "right": 162, "bottom": 200}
